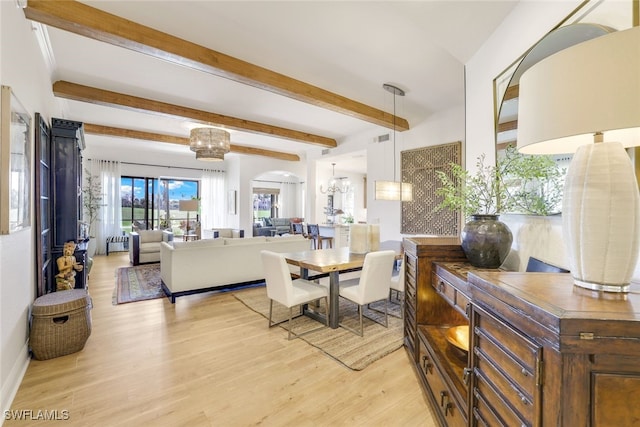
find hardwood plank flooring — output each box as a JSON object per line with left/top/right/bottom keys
{"left": 6, "top": 253, "right": 436, "bottom": 426}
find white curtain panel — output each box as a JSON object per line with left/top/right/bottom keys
{"left": 201, "top": 169, "right": 226, "bottom": 229}
{"left": 86, "top": 159, "right": 122, "bottom": 255}
{"left": 279, "top": 181, "right": 298, "bottom": 218}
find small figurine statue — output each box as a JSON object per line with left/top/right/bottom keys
{"left": 55, "top": 241, "right": 83, "bottom": 291}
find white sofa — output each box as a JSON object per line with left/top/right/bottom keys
{"left": 201, "top": 228, "right": 245, "bottom": 239}
{"left": 160, "top": 235, "right": 311, "bottom": 302}
{"left": 129, "top": 230, "right": 173, "bottom": 265}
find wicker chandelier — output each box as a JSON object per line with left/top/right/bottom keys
{"left": 189, "top": 127, "right": 230, "bottom": 161}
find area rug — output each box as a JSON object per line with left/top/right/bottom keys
{"left": 113, "top": 264, "right": 165, "bottom": 305}
{"left": 233, "top": 286, "right": 403, "bottom": 370}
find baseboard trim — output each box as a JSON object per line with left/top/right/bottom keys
{"left": 1, "top": 340, "right": 30, "bottom": 426}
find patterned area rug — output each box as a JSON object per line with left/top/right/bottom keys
{"left": 113, "top": 264, "right": 165, "bottom": 304}
{"left": 233, "top": 286, "right": 403, "bottom": 370}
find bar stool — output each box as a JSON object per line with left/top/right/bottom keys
{"left": 320, "top": 235, "right": 333, "bottom": 249}
{"left": 307, "top": 224, "right": 320, "bottom": 249}
{"left": 308, "top": 224, "right": 334, "bottom": 249}
{"left": 292, "top": 223, "right": 305, "bottom": 236}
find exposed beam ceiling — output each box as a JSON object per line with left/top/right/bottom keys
{"left": 83, "top": 123, "right": 300, "bottom": 162}
{"left": 54, "top": 81, "right": 336, "bottom": 148}
{"left": 25, "top": 0, "right": 410, "bottom": 133}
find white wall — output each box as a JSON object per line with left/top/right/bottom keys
{"left": 0, "top": 1, "right": 63, "bottom": 416}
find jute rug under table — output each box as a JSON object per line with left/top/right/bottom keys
{"left": 233, "top": 286, "right": 403, "bottom": 371}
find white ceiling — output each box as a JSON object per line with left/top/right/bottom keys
{"left": 29, "top": 0, "right": 520, "bottom": 171}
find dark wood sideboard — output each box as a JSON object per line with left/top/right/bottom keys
{"left": 402, "top": 237, "right": 640, "bottom": 427}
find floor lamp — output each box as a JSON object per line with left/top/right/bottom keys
{"left": 179, "top": 199, "right": 199, "bottom": 236}
{"left": 518, "top": 26, "right": 640, "bottom": 292}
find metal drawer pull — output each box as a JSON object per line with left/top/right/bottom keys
{"left": 463, "top": 367, "right": 472, "bottom": 385}
{"left": 521, "top": 368, "right": 529, "bottom": 377}
{"left": 422, "top": 355, "right": 433, "bottom": 374}
{"left": 439, "top": 281, "right": 445, "bottom": 292}
{"left": 440, "top": 391, "right": 449, "bottom": 407}
{"left": 444, "top": 402, "right": 453, "bottom": 416}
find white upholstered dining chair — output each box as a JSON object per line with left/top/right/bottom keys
{"left": 336, "top": 250, "right": 396, "bottom": 336}
{"left": 261, "top": 250, "right": 329, "bottom": 340}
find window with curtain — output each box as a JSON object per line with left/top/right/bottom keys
{"left": 86, "top": 159, "right": 122, "bottom": 255}
{"left": 200, "top": 169, "right": 226, "bottom": 229}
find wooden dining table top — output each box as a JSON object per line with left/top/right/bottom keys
{"left": 282, "top": 240, "right": 403, "bottom": 273}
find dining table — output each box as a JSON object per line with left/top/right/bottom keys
{"left": 281, "top": 240, "right": 403, "bottom": 329}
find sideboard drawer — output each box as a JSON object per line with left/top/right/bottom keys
{"left": 433, "top": 273, "right": 469, "bottom": 319}
{"left": 419, "top": 337, "right": 467, "bottom": 427}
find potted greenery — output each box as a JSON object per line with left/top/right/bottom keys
{"left": 82, "top": 169, "right": 103, "bottom": 257}
{"left": 435, "top": 153, "right": 513, "bottom": 268}
{"left": 435, "top": 147, "right": 564, "bottom": 268}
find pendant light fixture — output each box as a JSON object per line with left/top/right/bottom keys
{"left": 189, "top": 127, "right": 230, "bottom": 161}
{"left": 320, "top": 163, "right": 350, "bottom": 194}
{"left": 375, "top": 83, "right": 413, "bottom": 201}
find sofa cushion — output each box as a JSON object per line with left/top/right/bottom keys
{"left": 139, "top": 230, "right": 164, "bottom": 243}
{"left": 139, "top": 242, "right": 161, "bottom": 254}
{"left": 264, "top": 217, "right": 272, "bottom": 226}
{"left": 272, "top": 218, "right": 289, "bottom": 227}
{"left": 224, "top": 236, "right": 267, "bottom": 245}
{"left": 173, "top": 239, "right": 225, "bottom": 250}
{"left": 215, "top": 229, "right": 234, "bottom": 238}
{"left": 265, "top": 235, "right": 305, "bottom": 243}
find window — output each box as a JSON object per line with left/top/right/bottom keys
{"left": 252, "top": 187, "right": 279, "bottom": 223}
{"left": 121, "top": 176, "right": 199, "bottom": 234}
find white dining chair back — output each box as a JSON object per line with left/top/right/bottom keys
{"left": 261, "top": 250, "right": 329, "bottom": 340}
{"left": 337, "top": 250, "right": 396, "bottom": 336}
{"left": 354, "top": 250, "right": 396, "bottom": 304}
{"left": 263, "top": 250, "right": 295, "bottom": 306}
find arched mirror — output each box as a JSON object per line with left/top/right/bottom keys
{"left": 493, "top": 0, "right": 637, "bottom": 214}
{"left": 495, "top": 0, "right": 636, "bottom": 154}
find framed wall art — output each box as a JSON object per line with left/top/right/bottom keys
{"left": 1, "top": 85, "right": 32, "bottom": 234}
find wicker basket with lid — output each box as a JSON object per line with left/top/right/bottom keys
{"left": 30, "top": 289, "right": 92, "bottom": 360}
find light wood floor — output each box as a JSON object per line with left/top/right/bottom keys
{"left": 7, "top": 253, "right": 436, "bottom": 426}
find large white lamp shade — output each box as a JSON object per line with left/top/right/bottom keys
{"left": 518, "top": 26, "right": 640, "bottom": 292}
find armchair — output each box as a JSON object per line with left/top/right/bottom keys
{"left": 129, "top": 229, "right": 173, "bottom": 266}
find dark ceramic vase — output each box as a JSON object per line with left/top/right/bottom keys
{"left": 461, "top": 214, "right": 513, "bottom": 268}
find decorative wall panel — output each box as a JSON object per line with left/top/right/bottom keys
{"left": 401, "top": 141, "right": 462, "bottom": 236}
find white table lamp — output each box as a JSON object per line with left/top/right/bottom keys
{"left": 518, "top": 25, "right": 640, "bottom": 292}
{"left": 179, "top": 199, "right": 199, "bottom": 235}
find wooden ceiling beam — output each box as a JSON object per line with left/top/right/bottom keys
{"left": 54, "top": 81, "right": 336, "bottom": 149}
{"left": 83, "top": 123, "right": 301, "bottom": 162}
{"left": 503, "top": 85, "right": 519, "bottom": 101}
{"left": 25, "top": 0, "right": 409, "bottom": 131}
{"left": 497, "top": 120, "right": 517, "bottom": 133}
